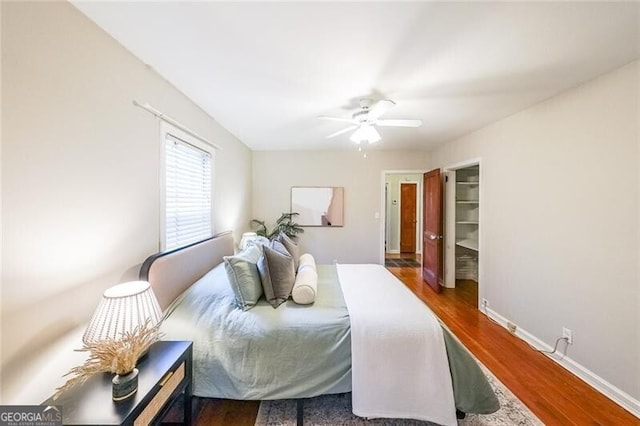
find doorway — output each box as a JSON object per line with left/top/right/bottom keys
{"left": 382, "top": 171, "right": 423, "bottom": 266}
{"left": 381, "top": 164, "right": 481, "bottom": 308}
{"left": 443, "top": 159, "right": 481, "bottom": 308}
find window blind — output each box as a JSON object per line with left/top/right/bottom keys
{"left": 165, "top": 134, "right": 212, "bottom": 250}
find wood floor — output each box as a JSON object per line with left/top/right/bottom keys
{"left": 388, "top": 264, "right": 638, "bottom": 426}
{"left": 170, "top": 259, "right": 639, "bottom": 425}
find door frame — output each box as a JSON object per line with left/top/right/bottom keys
{"left": 385, "top": 182, "right": 390, "bottom": 253}
{"left": 399, "top": 181, "right": 420, "bottom": 254}
{"left": 442, "top": 158, "right": 484, "bottom": 307}
{"left": 379, "top": 170, "right": 426, "bottom": 264}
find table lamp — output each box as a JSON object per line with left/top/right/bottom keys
{"left": 82, "top": 281, "right": 163, "bottom": 344}
{"left": 239, "top": 232, "right": 259, "bottom": 250}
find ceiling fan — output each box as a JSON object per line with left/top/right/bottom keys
{"left": 318, "top": 98, "right": 422, "bottom": 144}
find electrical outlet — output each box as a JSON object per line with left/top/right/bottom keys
{"left": 562, "top": 327, "right": 574, "bottom": 345}
{"left": 507, "top": 322, "right": 517, "bottom": 333}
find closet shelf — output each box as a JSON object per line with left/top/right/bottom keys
{"left": 453, "top": 166, "right": 480, "bottom": 284}
{"left": 456, "top": 239, "right": 478, "bottom": 251}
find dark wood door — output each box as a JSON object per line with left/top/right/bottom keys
{"left": 400, "top": 183, "right": 417, "bottom": 253}
{"left": 422, "top": 169, "right": 443, "bottom": 293}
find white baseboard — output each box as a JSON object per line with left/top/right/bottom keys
{"left": 483, "top": 307, "right": 640, "bottom": 419}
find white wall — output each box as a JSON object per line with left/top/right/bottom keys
{"left": 0, "top": 1, "right": 3, "bottom": 402}
{"left": 0, "top": 1, "right": 251, "bottom": 402}
{"left": 252, "top": 151, "right": 430, "bottom": 264}
{"left": 431, "top": 61, "right": 639, "bottom": 402}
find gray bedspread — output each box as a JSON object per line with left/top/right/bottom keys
{"left": 162, "top": 262, "right": 498, "bottom": 414}
{"left": 161, "top": 263, "right": 352, "bottom": 400}
{"left": 441, "top": 325, "right": 500, "bottom": 414}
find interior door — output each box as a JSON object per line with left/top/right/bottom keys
{"left": 422, "top": 169, "right": 443, "bottom": 293}
{"left": 400, "top": 183, "right": 417, "bottom": 253}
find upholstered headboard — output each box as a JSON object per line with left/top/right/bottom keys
{"left": 139, "top": 231, "right": 234, "bottom": 310}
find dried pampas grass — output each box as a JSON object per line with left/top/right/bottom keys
{"left": 53, "top": 319, "right": 162, "bottom": 400}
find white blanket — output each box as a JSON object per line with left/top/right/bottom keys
{"left": 337, "top": 264, "right": 457, "bottom": 426}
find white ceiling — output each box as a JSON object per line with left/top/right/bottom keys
{"left": 72, "top": 1, "right": 640, "bottom": 151}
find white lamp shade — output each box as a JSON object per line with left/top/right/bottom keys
{"left": 82, "top": 281, "right": 163, "bottom": 344}
{"left": 239, "top": 232, "right": 258, "bottom": 250}
{"left": 350, "top": 124, "right": 381, "bottom": 144}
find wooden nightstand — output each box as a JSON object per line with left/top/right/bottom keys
{"left": 46, "top": 341, "right": 192, "bottom": 425}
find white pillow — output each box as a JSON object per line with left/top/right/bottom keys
{"left": 298, "top": 253, "right": 316, "bottom": 273}
{"left": 292, "top": 265, "right": 318, "bottom": 305}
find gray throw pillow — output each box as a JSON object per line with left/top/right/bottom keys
{"left": 223, "top": 244, "right": 263, "bottom": 311}
{"left": 276, "top": 233, "right": 300, "bottom": 270}
{"left": 257, "top": 240, "right": 296, "bottom": 308}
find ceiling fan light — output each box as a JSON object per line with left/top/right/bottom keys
{"left": 367, "top": 130, "right": 382, "bottom": 144}
{"left": 350, "top": 124, "right": 381, "bottom": 144}
{"left": 349, "top": 127, "right": 366, "bottom": 144}
{"left": 361, "top": 124, "right": 381, "bottom": 143}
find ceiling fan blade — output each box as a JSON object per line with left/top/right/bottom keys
{"left": 326, "top": 125, "right": 357, "bottom": 139}
{"left": 318, "top": 116, "right": 355, "bottom": 124}
{"left": 376, "top": 119, "right": 423, "bottom": 127}
{"left": 367, "top": 99, "right": 396, "bottom": 120}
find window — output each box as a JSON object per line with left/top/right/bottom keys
{"left": 163, "top": 127, "right": 213, "bottom": 251}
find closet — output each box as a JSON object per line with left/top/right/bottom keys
{"left": 454, "top": 165, "right": 479, "bottom": 282}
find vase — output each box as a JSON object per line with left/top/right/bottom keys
{"left": 112, "top": 368, "right": 139, "bottom": 401}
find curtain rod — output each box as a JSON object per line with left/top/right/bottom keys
{"left": 133, "top": 100, "right": 222, "bottom": 150}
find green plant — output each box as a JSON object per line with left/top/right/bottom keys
{"left": 250, "top": 212, "right": 304, "bottom": 240}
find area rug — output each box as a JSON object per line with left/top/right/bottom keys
{"left": 254, "top": 364, "right": 542, "bottom": 426}
{"left": 385, "top": 258, "right": 421, "bottom": 268}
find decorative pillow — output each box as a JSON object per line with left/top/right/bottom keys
{"left": 223, "top": 244, "right": 263, "bottom": 311}
{"left": 276, "top": 233, "right": 300, "bottom": 270}
{"left": 257, "top": 240, "right": 296, "bottom": 308}
{"left": 297, "top": 253, "right": 316, "bottom": 273}
{"left": 292, "top": 266, "right": 318, "bottom": 305}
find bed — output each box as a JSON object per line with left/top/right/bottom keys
{"left": 140, "top": 232, "right": 498, "bottom": 424}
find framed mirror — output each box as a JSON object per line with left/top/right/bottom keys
{"left": 291, "top": 187, "right": 344, "bottom": 227}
